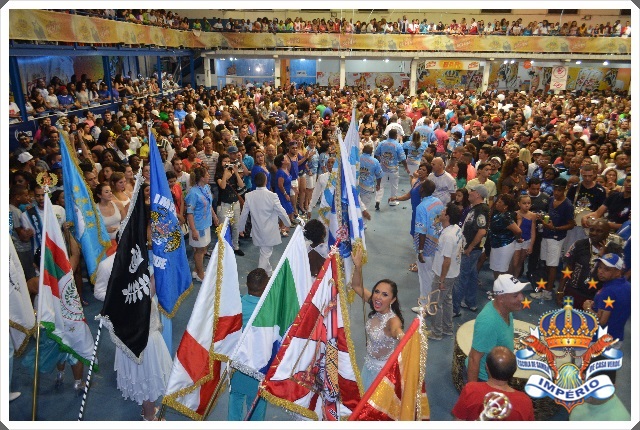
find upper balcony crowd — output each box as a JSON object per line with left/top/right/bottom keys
{"left": 52, "top": 10, "right": 631, "bottom": 37}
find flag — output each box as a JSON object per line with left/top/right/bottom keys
{"left": 230, "top": 226, "right": 312, "bottom": 379}
{"left": 59, "top": 132, "right": 112, "bottom": 284}
{"left": 260, "top": 254, "right": 362, "bottom": 420}
{"left": 97, "top": 170, "right": 151, "bottom": 363}
{"left": 318, "top": 108, "right": 366, "bottom": 282}
{"left": 349, "top": 317, "right": 430, "bottom": 421}
{"left": 37, "top": 193, "right": 94, "bottom": 366}
{"left": 162, "top": 218, "right": 242, "bottom": 420}
{"left": 9, "top": 238, "right": 36, "bottom": 356}
{"left": 149, "top": 131, "right": 192, "bottom": 317}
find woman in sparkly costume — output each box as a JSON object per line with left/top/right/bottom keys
{"left": 350, "top": 248, "right": 405, "bottom": 390}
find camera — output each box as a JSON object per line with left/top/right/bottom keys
{"left": 226, "top": 161, "right": 240, "bottom": 171}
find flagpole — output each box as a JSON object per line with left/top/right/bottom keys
{"left": 78, "top": 320, "right": 103, "bottom": 421}
{"left": 32, "top": 190, "right": 51, "bottom": 421}
{"left": 31, "top": 320, "right": 41, "bottom": 421}
{"left": 243, "top": 388, "right": 262, "bottom": 421}
{"left": 201, "top": 366, "right": 231, "bottom": 421}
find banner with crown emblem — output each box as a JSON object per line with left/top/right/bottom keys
{"left": 515, "top": 296, "right": 623, "bottom": 413}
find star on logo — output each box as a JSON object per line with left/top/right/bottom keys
{"left": 587, "top": 278, "right": 599, "bottom": 290}
{"left": 604, "top": 296, "right": 615, "bottom": 308}
{"left": 536, "top": 278, "right": 548, "bottom": 291}
{"left": 561, "top": 267, "right": 573, "bottom": 279}
{"left": 521, "top": 297, "right": 532, "bottom": 309}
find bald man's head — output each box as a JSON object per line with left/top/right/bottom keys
{"left": 486, "top": 346, "right": 517, "bottom": 381}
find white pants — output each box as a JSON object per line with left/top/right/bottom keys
{"left": 417, "top": 254, "right": 435, "bottom": 298}
{"left": 309, "top": 172, "right": 329, "bottom": 211}
{"left": 359, "top": 188, "right": 375, "bottom": 212}
{"left": 217, "top": 201, "right": 241, "bottom": 250}
{"left": 259, "top": 246, "right": 273, "bottom": 276}
{"left": 375, "top": 170, "right": 400, "bottom": 203}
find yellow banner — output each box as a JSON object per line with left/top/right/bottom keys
{"left": 10, "top": 10, "right": 631, "bottom": 55}
{"left": 424, "top": 60, "right": 481, "bottom": 70}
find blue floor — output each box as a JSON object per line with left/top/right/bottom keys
{"left": 9, "top": 174, "right": 631, "bottom": 421}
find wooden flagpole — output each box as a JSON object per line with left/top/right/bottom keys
{"left": 31, "top": 321, "right": 41, "bottom": 421}
{"left": 201, "top": 366, "right": 231, "bottom": 420}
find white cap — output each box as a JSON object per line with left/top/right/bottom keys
{"left": 572, "top": 125, "right": 584, "bottom": 133}
{"left": 533, "top": 149, "right": 543, "bottom": 155}
{"left": 151, "top": 109, "right": 160, "bottom": 117}
{"left": 493, "top": 274, "right": 529, "bottom": 296}
{"left": 18, "top": 152, "right": 33, "bottom": 163}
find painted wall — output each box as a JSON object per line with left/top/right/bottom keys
{"left": 289, "top": 59, "right": 317, "bottom": 86}
{"left": 215, "top": 58, "right": 275, "bottom": 87}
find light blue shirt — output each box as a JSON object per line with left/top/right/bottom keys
{"left": 306, "top": 149, "right": 319, "bottom": 176}
{"left": 185, "top": 185, "right": 213, "bottom": 233}
{"left": 374, "top": 138, "right": 406, "bottom": 173}
{"left": 359, "top": 153, "right": 383, "bottom": 191}
{"left": 414, "top": 196, "right": 444, "bottom": 256}
{"left": 403, "top": 141, "right": 428, "bottom": 165}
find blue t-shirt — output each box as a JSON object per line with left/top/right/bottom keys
{"left": 250, "top": 165, "right": 270, "bottom": 191}
{"left": 409, "top": 180, "right": 423, "bottom": 236}
{"left": 413, "top": 125, "right": 438, "bottom": 145}
{"left": 306, "top": 150, "right": 319, "bottom": 175}
{"left": 318, "top": 152, "right": 330, "bottom": 173}
{"left": 403, "top": 141, "right": 428, "bottom": 165}
{"left": 593, "top": 277, "right": 631, "bottom": 342}
{"left": 286, "top": 153, "right": 299, "bottom": 178}
{"left": 184, "top": 185, "right": 213, "bottom": 232}
{"left": 541, "top": 197, "right": 574, "bottom": 240}
{"left": 490, "top": 211, "right": 517, "bottom": 248}
{"left": 414, "top": 196, "right": 444, "bottom": 256}
{"left": 358, "top": 153, "right": 383, "bottom": 192}
{"left": 243, "top": 154, "right": 254, "bottom": 190}
{"left": 374, "top": 139, "right": 406, "bottom": 172}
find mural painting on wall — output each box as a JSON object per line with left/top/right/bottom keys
{"left": 226, "top": 65, "right": 237, "bottom": 76}
{"left": 492, "top": 63, "right": 521, "bottom": 90}
{"left": 417, "top": 61, "right": 484, "bottom": 91}
{"left": 348, "top": 72, "right": 409, "bottom": 89}
{"left": 316, "top": 71, "right": 340, "bottom": 87}
{"left": 566, "top": 68, "right": 626, "bottom": 91}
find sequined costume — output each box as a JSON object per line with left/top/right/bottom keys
{"left": 362, "top": 311, "right": 399, "bottom": 390}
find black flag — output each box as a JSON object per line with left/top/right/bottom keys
{"left": 97, "top": 174, "right": 151, "bottom": 363}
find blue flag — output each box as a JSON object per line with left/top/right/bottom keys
{"left": 149, "top": 132, "right": 193, "bottom": 317}
{"left": 60, "top": 133, "right": 111, "bottom": 284}
{"left": 318, "top": 107, "right": 366, "bottom": 281}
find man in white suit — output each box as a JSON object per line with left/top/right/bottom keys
{"left": 239, "top": 172, "right": 291, "bottom": 276}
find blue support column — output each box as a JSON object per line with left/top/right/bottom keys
{"left": 190, "top": 55, "right": 195, "bottom": 88}
{"left": 9, "top": 56, "right": 28, "bottom": 122}
{"left": 135, "top": 56, "right": 140, "bottom": 78}
{"left": 102, "top": 56, "right": 113, "bottom": 102}
{"left": 157, "top": 56, "right": 163, "bottom": 95}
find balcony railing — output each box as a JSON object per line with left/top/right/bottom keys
{"left": 10, "top": 10, "right": 631, "bottom": 55}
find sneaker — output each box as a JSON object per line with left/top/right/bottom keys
{"left": 9, "top": 392, "right": 20, "bottom": 402}
{"left": 389, "top": 201, "right": 399, "bottom": 206}
{"left": 234, "top": 249, "right": 245, "bottom": 257}
{"left": 460, "top": 303, "right": 478, "bottom": 312}
{"left": 531, "top": 290, "right": 553, "bottom": 300}
{"left": 452, "top": 311, "right": 462, "bottom": 318}
{"left": 428, "top": 333, "right": 443, "bottom": 341}
{"left": 191, "top": 271, "right": 203, "bottom": 283}
{"left": 375, "top": 202, "right": 380, "bottom": 211}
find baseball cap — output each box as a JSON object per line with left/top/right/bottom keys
{"left": 150, "top": 109, "right": 160, "bottom": 117}
{"left": 473, "top": 121, "right": 482, "bottom": 127}
{"left": 572, "top": 125, "right": 583, "bottom": 133}
{"left": 595, "top": 253, "right": 625, "bottom": 270}
{"left": 160, "top": 122, "right": 170, "bottom": 130}
{"left": 522, "top": 130, "right": 532, "bottom": 138}
{"left": 490, "top": 156, "right": 503, "bottom": 165}
{"left": 493, "top": 274, "right": 529, "bottom": 295}
{"left": 553, "top": 177, "right": 568, "bottom": 188}
{"left": 227, "top": 145, "right": 239, "bottom": 153}
{"left": 17, "top": 152, "right": 33, "bottom": 163}
{"left": 533, "top": 149, "right": 543, "bottom": 155}
{"left": 468, "top": 184, "right": 488, "bottom": 199}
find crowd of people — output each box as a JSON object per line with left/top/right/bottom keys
{"left": 8, "top": 76, "right": 632, "bottom": 420}
{"left": 51, "top": 9, "right": 631, "bottom": 37}
{"left": 9, "top": 72, "right": 182, "bottom": 124}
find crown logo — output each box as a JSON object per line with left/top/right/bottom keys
{"left": 538, "top": 296, "right": 598, "bottom": 349}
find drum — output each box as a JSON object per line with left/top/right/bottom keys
{"left": 452, "top": 319, "right": 561, "bottom": 420}
{"left": 574, "top": 207, "right": 591, "bottom": 227}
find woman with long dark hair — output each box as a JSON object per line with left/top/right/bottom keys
{"left": 350, "top": 248, "right": 404, "bottom": 390}
{"left": 488, "top": 194, "right": 521, "bottom": 279}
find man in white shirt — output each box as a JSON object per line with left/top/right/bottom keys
{"left": 426, "top": 203, "right": 465, "bottom": 340}
{"left": 383, "top": 115, "right": 405, "bottom": 139}
{"left": 428, "top": 157, "right": 456, "bottom": 205}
